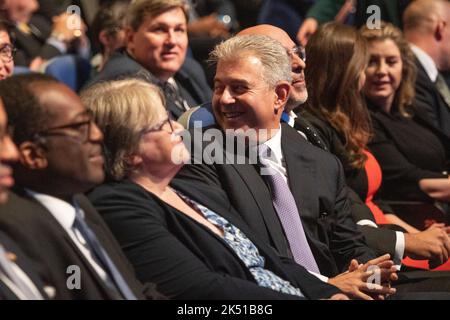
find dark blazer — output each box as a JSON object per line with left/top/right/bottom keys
{"left": 177, "top": 123, "right": 376, "bottom": 277}
{"left": 87, "top": 49, "right": 212, "bottom": 119}
{"left": 367, "top": 102, "right": 450, "bottom": 203}
{"left": 299, "top": 111, "right": 401, "bottom": 257}
{"left": 11, "top": 15, "right": 62, "bottom": 67}
{"left": 88, "top": 178, "right": 341, "bottom": 300}
{"left": 414, "top": 59, "right": 450, "bottom": 138}
{"left": 0, "top": 231, "right": 48, "bottom": 300}
{"left": 0, "top": 190, "right": 151, "bottom": 300}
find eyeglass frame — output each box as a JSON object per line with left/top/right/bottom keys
{"left": 287, "top": 45, "right": 306, "bottom": 62}
{"left": 32, "top": 110, "right": 95, "bottom": 144}
{"left": 139, "top": 111, "right": 174, "bottom": 136}
{"left": 0, "top": 43, "right": 16, "bottom": 63}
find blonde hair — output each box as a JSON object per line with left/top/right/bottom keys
{"left": 127, "top": 0, "right": 189, "bottom": 31}
{"left": 360, "top": 22, "right": 416, "bottom": 117}
{"left": 81, "top": 79, "right": 165, "bottom": 180}
{"left": 209, "top": 34, "right": 292, "bottom": 87}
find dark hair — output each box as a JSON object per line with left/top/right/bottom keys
{"left": 91, "top": 0, "right": 128, "bottom": 52}
{"left": 305, "top": 22, "right": 370, "bottom": 169}
{"left": 0, "top": 74, "right": 59, "bottom": 145}
{"left": 0, "top": 18, "right": 12, "bottom": 34}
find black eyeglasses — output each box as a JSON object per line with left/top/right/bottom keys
{"left": 140, "top": 112, "right": 174, "bottom": 136}
{"left": 0, "top": 44, "right": 16, "bottom": 63}
{"left": 33, "top": 110, "right": 95, "bottom": 144}
{"left": 288, "top": 45, "right": 306, "bottom": 62}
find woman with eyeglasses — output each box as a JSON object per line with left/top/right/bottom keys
{"left": 82, "top": 78, "right": 346, "bottom": 300}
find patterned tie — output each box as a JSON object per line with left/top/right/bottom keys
{"left": 72, "top": 208, "right": 137, "bottom": 300}
{"left": 435, "top": 73, "right": 450, "bottom": 108}
{"left": 0, "top": 245, "right": 43, "bottom": 300}
{"left": 163, "top": 81, "right": 189, "bottom": 112}
{"left": 258, "top": 145, "right": 320, "bottom": 273}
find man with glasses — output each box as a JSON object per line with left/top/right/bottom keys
{"left": 0, "top": 74, "right": 161, "bottom": 299}
{"left": 0, "top": 20, "right": 14, "bottom": 80}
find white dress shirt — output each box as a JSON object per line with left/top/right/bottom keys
{"left": 410, "top": 44, "right": 439, "bottom": 82}
{"left": 26, "top": 190, "right": 109, "bottom": 282}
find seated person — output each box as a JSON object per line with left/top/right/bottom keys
{"left": 2, "top": 0, "right": 89, "bottom": 69}
{"left": 83, "top": 78, "right": 350, "bottom": 300}
{"left": 0, "top": 74, "right": 154, "bottom": 300}
{"left": 0, "top": 97, "right": 47, "bottom": 299}
{"left": 300, "top": 22, "right": 450, "bottom": 270}
{"left": 88, "top": 0, "right": 212, "bottom": 119}
{"left": 360, "top": 22, "right": 450, "bottom": 213}
{"left": 90, "top": 0, "right": 127, "bottom": 74}
{"left": 0, "top": 20, "right": 14, "bottom": 80}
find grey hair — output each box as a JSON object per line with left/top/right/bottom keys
{"left": 209, "top": 34, "right": 292, "bottom": 87}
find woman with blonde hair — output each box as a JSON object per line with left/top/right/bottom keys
{"left": 81, "top": 78, "right": 345, "bottom": 300}
{"left": 300, "top": 22, "right": 450, "bottom": 271}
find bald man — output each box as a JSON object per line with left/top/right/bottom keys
{"left": 404, "top": 0, "right": 450, "bottom": 137}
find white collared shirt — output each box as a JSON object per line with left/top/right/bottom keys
{"left": 26, "top": 190, "right": 109, "bottom": 282}
{"left": 410, "top": 44, "right": 439, "bottom": 82}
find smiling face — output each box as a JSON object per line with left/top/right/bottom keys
{"left": 126, "top": 7, "right": 188, "bottom": 82}
{"left": 32, "top": 83, "right": 105, "bottom": 195}
{"left": 212, "top": 53, "right": 285, "bottom": 134}
{"left": 363, "top": 39, "right": 403, "bottom": 109}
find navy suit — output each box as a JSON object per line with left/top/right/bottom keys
{"left": 87, "top": 49, "right": 212, "bottom": 119}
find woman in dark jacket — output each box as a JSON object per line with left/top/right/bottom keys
{"left": 81, "top": 78, "right": 347, "bottom": 300}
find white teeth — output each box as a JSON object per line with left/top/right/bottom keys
{"left": 224, "top": 112, "right": 242, "bottom": 118}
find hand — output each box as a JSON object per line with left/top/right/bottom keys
{"left": 404, "top": 223, "right": 450, "bottom": 268}
{"left": 419, "top": 178, "right": 450, "bottom": 202}
{"left": 188, "top": 14, "right": 230, "bottom": 38}
{"left": 28, "top": 56, "right": 45, "bottom": 71}
{"left": 328, "top": 254, "right": 397, "bottom": 300}
{"left": 51, "top": 12, "right": 87, "bottom": 44}
{"left": 296, "top": 18, "right": 318, "bottom": 46}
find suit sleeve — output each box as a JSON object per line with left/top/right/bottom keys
{"left": 89, "top": 186, "right": 306, "bottom": 300}
{"left": 329, "top": 157, "right": 377, "bottom": 272}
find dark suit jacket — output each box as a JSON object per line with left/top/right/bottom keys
{"left": 88, "top": 178, "right": 341, "bottom": 300}
{"left": 0, "top": 190, "right": 150, "bottom": 300}
{"left": 299, "top": 111, "right": 402, "bottom": 257}
{"left": 0, "top": 231, "right": 48, "bottom": 300}
{"left": 367, "top": 101, "right": 450, "bottom": 203}
{"left": 87, "top": 49, "right": 212, "bottom": 119}
{"left": 177, "top": 123, "right": 376, "bottom": 277}
{"left": 414, "top": 59, "right": 450, "bottom": 138}
{"left": 11, "top": 15, "right": 62, "bottom": 67}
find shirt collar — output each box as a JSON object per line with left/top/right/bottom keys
{"left": 25, "top": 189, "right": 77, "bottom": 230}
{"left": 262, "top": 125, "right": 283, "bottom": 163}
{"left": 410, "top": 44, "right": 439, "bottom": 82}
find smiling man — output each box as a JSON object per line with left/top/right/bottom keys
{"left": 0, "top": 21, "right": 14, "bottom": 80}
{"left": 0, "top": 74, "right": 157, "bottom": 300}
{"left": 88, "top": 0, "right": 211, "bottom": 119}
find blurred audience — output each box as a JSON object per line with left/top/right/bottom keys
{"left": 300, "top": 22, "right": 450, "bottom": 271}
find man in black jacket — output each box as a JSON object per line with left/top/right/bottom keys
{"left": 404, "top": 0, "right": 450, "bottom": 138}
{"left": 0, "top": 74, "right": 162, "bottom": 299}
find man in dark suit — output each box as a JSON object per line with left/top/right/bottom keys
{"left": 2, "top": 0, "right": 90, "bottom": 68}
{"left": 404, "top": 0, "right": 450, "bottom": 138}
{"left": 88, "top": 0, "right": 212, "bottom": 119}
{"left": 176, "top": 34, "right": 408, "bottom": 299}
{"left": 0, "top": 74, "right": 162, "bottom": 300}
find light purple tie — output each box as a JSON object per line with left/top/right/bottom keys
{"left": 258, "top": 144, "right": 320, "bottom": 274}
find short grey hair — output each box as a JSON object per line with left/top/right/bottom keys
{"left": 209, "top": 35, "right": 292, "bottom": 87}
